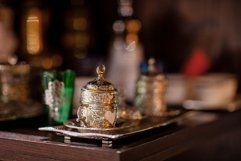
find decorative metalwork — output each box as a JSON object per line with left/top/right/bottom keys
{"left": 77, "top": 65, "right": 118, "bottom": 128}
{"left": 135, "top": 58, "right": 167, "bottom": 116}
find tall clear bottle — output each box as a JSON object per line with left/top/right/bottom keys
{"left": 107, "top": 0, "right": 143, "bottom": 102}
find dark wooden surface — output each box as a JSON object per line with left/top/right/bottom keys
{"left": 0, "top": 110, "right": 241, "bottom": 161}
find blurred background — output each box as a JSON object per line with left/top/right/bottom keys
{"left": 1, "top": 0, "right": 241, "bottom": 101}
{"left": 1, "top": 1, "right": 241, "bottom": 160}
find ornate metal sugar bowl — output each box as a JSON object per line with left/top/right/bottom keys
{"left": 77, "top": 65, "right": 118, "bottom": 128}
{"left": 134, "top": 58, "right": 166, "bottom": 116}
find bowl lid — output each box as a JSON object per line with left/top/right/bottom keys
{"left": 82, "top": 65, "right": 117, "bottom": 92}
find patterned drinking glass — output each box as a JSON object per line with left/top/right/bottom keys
{"left": 42, "top": 69, "right": 75, "bottom": 125}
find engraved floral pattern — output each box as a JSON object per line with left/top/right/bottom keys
{"left": 81, "top": 90, "right": 117, "bottom": 104}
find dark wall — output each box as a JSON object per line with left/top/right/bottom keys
{"left": 3, "top": 0, "right": 241, "bottom": 83}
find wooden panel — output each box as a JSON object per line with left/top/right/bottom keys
{"left": 0, "top": 111, "right": 241, "bottom": 161}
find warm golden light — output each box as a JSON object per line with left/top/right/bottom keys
{"left": 26, "top": 8, "right": 43, "bottom": 55}
{"left": 73, "top": 17, "right": 87, "bottom": 31}
{"left": 41, "top": 57, "right": 53, "bottom": 69}
{"left": 126, "top": 19, "right": 141, "bottom": 33}
{"left": 126, "top": 20, "right": 141, "bottom": 44}
{"left": 126, "top": 33, "right": 138, "bottom": 44}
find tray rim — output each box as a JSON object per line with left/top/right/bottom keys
{"left": 39, "top": 115, "right": 180, "bottom": 140}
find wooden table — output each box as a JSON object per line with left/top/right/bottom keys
{"left": 0, "top": 109, "right": 241, "bottom": 161}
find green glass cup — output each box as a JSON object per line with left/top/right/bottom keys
{"left": 42, "top": 69, "right": 75, "bottom": 125}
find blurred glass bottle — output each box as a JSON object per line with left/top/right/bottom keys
{"left": 62, "top": 0, "right": 90, "bottom": 59}
{"left": 21, "top": 0, "right": 62, "bottom": 70}
{"left": 21, "top": 1, "right": 61, "bottom": 103}
{"left": 107, "top": 0, "right": 143, "bottom": 102}
{"left": 21, "top": 0, "right": 45, "bottom": 64}
{"left": 62, "top": 0, "right": 94, "bottom": 75}
{"left": 20, "top": 0, "right": 44, "bottom": 103}
{"left": 0, "top": 2, "right": 17, "bottom": 63}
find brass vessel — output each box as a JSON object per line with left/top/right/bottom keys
{"left": 135, "top": 58, "right": 166, "bottom": 116}
{"left": 77, "top": 65, "right": 118, "bottom": 128}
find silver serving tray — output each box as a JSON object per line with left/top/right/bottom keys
{"left": 39, "top": 115, "right": 180, "bottom": 141}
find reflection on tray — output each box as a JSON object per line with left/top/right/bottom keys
{"left": 64, "top": 118, "right": 136, "bottom": 132}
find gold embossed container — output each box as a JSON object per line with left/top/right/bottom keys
{"left": 77, "top": 65, "right": 118, "bottom": 128}
{"left": 134, "top": 58, "right": 166, "bottom": 116}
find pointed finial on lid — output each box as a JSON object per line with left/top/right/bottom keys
{"left": 96, "top": 65, "right": 106, "bottom": 80}
{"left": 148, "top": 57, "right": 158, "bottom": 75}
